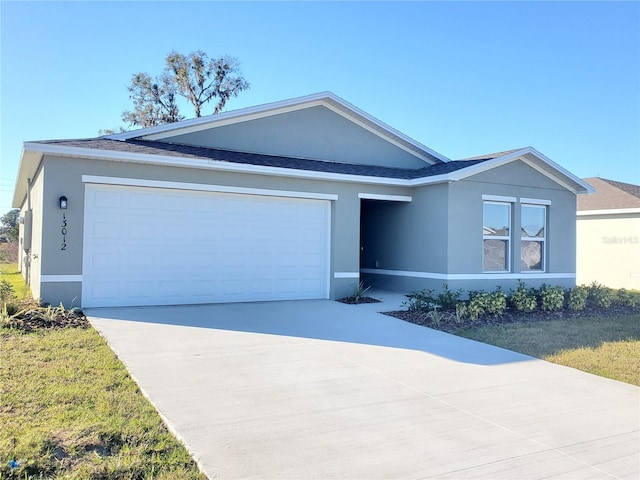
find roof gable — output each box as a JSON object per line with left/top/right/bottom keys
{"left": 106, "top": 92, "right": 448, "bottom": 168}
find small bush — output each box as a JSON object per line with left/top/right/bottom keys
{"left": 567, "top": 285, "right": 589, "bottom": 311}
{"left": 588, "top": 282, "right": 612, "bottom": 308}
{"left": 403, "top": 289, "right": 437, "bottom": 312}
{"left": 509, "top": 281, "right": 537, "bottom": 313}
{"left": 616, "top": 288, "right": 637, "bottom": 307}
{"left": 539, "top": 284, "right": 564, "bottom": 312}
{"left": 0, "top": 279, "right": 14, "bottom": 302}
{"left": 467, "top": 289, "right": 507, "bottom": 318}
{"left": 435, "top": 283, "right": 463, "bottom": 310}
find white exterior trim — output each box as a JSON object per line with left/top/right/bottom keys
{"left": 81, "top": 175, "right": 339, "bottom": 201}
{"left": 577, "top": 208, "right": 640, "bottom": 216}
{"left": 41, "top": 275, "right": 82, "bottom": 283}
{"left": 361, "top": 268, "right": 575, "bottom": 280}
{"left": 334, "top": 272, "right": 360, "bottom": 279}
{"left": 358, "top": 193, "right": 412, "bottom": 202}
{"left": 521, "top": 197, "right": 552, "bottom": 205}
{"left": 16, "top": 141, "right": 592, "bottom": 204}
{"left": 482, "top": 194, "right": 517, "bottom": 203}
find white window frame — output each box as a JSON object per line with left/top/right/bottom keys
{"left": 520, "top": 203, "right": 547, "bottom": 272}
{"left": 483, "top": 201, "right": 511, "bottom": 273}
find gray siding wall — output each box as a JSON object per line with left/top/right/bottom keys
{"left": 37, "top": 155, "right": 409, "bottom": 306}
{"left": 165, "top": 106, "right": 429, "bottom": 169}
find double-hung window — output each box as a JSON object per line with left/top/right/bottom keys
{"left": 521, "top": 204, "right": 546, "bottom": 271}
{"left": 483, "top": 201, "right": 511, "bottom": 272}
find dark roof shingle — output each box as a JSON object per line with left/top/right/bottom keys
{"left": 38, "top": 138, "right": 490, "bottom": 180}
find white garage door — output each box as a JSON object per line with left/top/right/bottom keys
{"left": 82, "top": 184, "right": 330, "bottom": 307}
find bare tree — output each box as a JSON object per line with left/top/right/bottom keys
{"left": 120, "top": 51, "right": 249, "bottom": 129}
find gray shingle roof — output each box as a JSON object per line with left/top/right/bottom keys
{"left": 37, "top": 138, "right": 489, "bottom": 180}
{"left": 578, "top": 177, "right": 640, "bottom": 211}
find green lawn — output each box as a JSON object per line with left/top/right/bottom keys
{"left": 1, "top": 263, "right": 206, "bottom": 479}
{"left": 458, "top": 314, "right": 640, "bottom": 386}
{"left": 0, "top": 263, "right": 31, "bottom": 300}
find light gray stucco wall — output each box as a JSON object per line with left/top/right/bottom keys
{"left": 449, "top": 160, "right": 577, "bottom": 274}
{"left": 362, "top": 160, "right": 578, "bottom": 294}
{"left": 165, "top": 106, "right": 429, "bottom": 169}
{"left": 20, "top": 166, "right": 45, "bottom": 300}
{"left": 36, "top": 155, "right": 410, "bottom": 306}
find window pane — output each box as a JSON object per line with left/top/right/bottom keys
{"left": 484, "top": 239, "right": 508, "bottom": 271}
{"left": 521, "top": 240, "right": 543, "bottom": 270}
{"left": 521, "top": 206, "right": 545, "bottom": 238}
{"left": 483, "top": 203, "right": 510, "bottom": 236}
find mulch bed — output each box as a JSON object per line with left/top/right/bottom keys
{"left": 337, "top": 296, "right": 382, "bottom": 305}
{"left": 2, "top": 306, "right": 89, "bottom": 333}
{"left": 384, "top": 304, "right": 640, "bottom": 334}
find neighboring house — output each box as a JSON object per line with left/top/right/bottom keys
{"left": 12, "top": 92, "right": 593, "bottom": 308}
{"left": 577, "top": 177, "right": 640, "bottom": 290}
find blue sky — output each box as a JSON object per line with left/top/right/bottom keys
{"left": 1, "top": 1, "right": 639, "bottom": 213}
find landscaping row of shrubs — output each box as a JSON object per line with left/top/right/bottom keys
{"left": 403, "top": 281, "right": 637, "bottom": 323}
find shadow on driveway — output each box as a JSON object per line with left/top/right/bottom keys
{"left": 86, "top": 299, "right": 534, "bottom": 366}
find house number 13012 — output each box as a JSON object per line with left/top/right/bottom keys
{"left": 61, "top": 213, "right": 68, "bottom": 251}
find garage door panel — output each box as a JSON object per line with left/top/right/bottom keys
{"left": 82, "top": 184, "right": 330, "bottom": 307}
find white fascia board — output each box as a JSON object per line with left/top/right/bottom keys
{"left": 107, "top": 91, "right": 450, "bottom": 165}
{"left": 12, "top": 147, "right": 43, "bottom": 208}
{"left": 577, "top": 208, "right": 640, "bottom": 216}
{"left": 358, "top": 193, "right": 412, "bottom": 202}
{"left": 82, "top": 175, "right": 339, "bottom": 201}
{"left": 106, "top": 92, "right": 337, "bottom": 141}
{"left": 524, "top": 147, "right": 594, "bottom": 194}
{"left": 449, "top": 147, "right": 593, "bottom": 195}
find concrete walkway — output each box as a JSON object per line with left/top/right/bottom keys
{"left": 88, "top": 292, "right": 639, "bottom": 479}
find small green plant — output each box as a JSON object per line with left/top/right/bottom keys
{"left": 435, "top": 283, "right": 463, "bottom": 310}
{"left": 0, "top": 279, "right": 14, "bottom": 302}
{"left": 351, "top": 281, "right": 371, "bottom": 303}
{"left": 467, "top": 291, "right": 489, "bottom": 319}
{"left": 616, "top": 288, "right": 637, "bottom": 307}
{"left": 567, "top": 285, "right": 589, "bottom": 311}
{"left": 509, "top": 281, "right": 537, "bottom": 313}
{"left": 425, "top": 306, "right": 445, "bottom": 327}
{"left": 588, "top": 282, "right": 612, "bottom": 308}
{"left": 539, "top": 284, "right": 565, "bottom": 311}
{"left": 403, "top": 289, "right": 437, "bottom": 312}
{"left": 454, "top": 302, "right": 468, "bottom": 325}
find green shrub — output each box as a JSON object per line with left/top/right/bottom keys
{"left": 539, "top": 284, "right": 564, "bottom": 312}
{"left": 588, "top": 282, "right": 612, "bottom": 308}
{"left": 467, "top": 289, "right": 507, "bottom": 318}
{"left": 567, "top": 285, "right": 589, "bottom": 311}
{"left": 403, "top": 289, "right": 436, "bottom": 312}
{"left": 509, "top": 281, "right": 537, "bottom": 313}
{"left": 0, "top": 279, "right": 14, "bottom": 303}
{"left": 435, "top": 283, "right": 463, "bottom": 310}
{"left": 616, "top": 288, "right": 637, "bottom": 307}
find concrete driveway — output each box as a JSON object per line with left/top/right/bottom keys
{"left": 88, "top": 293, "right": 639, "bottom": 480}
